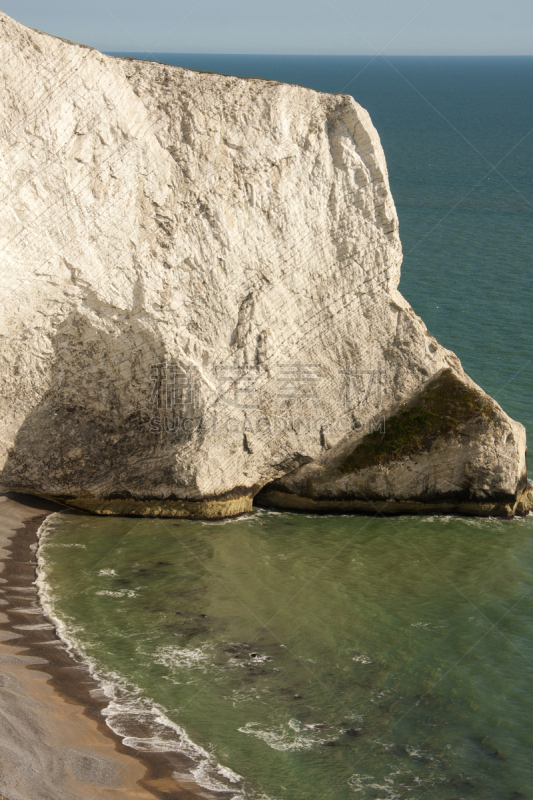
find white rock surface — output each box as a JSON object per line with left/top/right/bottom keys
{"left": 0, "top": 12, "right": 529, "bottom": 517}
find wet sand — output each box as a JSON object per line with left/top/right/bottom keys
{"left": 0, "top": 493, "right": 236, "bottom": 800}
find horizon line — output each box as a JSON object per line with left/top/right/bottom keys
{"left": 105, "top": 52, "right": 533, "bottom": 58}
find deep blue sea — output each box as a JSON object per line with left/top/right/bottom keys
{"left": 40, "top": 57, "right": 533, "bottom": 800}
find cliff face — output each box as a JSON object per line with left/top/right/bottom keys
{"left": 0, "top": 12, "right": 530, "bottom": 518}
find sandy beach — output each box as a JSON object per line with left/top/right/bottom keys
{"left": 0, "top": 492, "right": 236, "bottom": 800}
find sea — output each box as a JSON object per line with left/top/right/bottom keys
{"left": 36, "top": 56, "right": 533, "bottom": 800}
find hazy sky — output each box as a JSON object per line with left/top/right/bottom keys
{"left": 2, "top": 0, "right": 533, "bottom": 55}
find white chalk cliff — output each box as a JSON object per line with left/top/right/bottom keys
{"left": 0, "top": 12, "right": 530, "bottom": 518}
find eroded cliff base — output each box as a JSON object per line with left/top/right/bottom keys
{"left": 255, "top": 370, "right": 533, "bottom": 520}
{"left": 255, "top": 485, "right": 533, "bottom": 520}
{"left": 30, "top": 492, "right": 254, "bottom": 519}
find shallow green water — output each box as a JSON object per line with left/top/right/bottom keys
{"left": 39, "top": 510, "right": 533, "bottom": 800}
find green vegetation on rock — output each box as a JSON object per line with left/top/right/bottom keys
{"left": 340, "top": 369, "right": 493, "bottom": 473}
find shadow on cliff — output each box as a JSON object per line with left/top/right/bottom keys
{"left": 1, "top": 309, "right": 198, "bottom": 500}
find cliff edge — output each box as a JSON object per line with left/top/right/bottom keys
{"left": 0, "top": 12, "right": 530, "bottom": 518}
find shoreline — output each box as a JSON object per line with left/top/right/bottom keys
{"left": 0, "top": 492, "right": 238, "bottom": 800}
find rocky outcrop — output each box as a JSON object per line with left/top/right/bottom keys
{"left": 0, "top": 12, "right": 530, "bottom": 518}
{"left": 256, "top": 369, "right": 531, "bottom": 517}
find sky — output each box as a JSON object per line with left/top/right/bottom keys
{"left": 2, "top": 0, "right": 533, "bottom": 55}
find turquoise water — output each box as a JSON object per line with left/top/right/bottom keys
{"left": 40, "top": 57, "right": 533, "bottom": 798}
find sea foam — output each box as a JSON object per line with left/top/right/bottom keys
{"left": 34, "top": 513, "right": 253, "bottom": 799}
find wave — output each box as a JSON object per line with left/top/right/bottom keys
{"left": 237, "top": 719, "right": 328, "bottom": 752}
{"left": 34, "top": 513, "right": 254, "bottom": 800}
